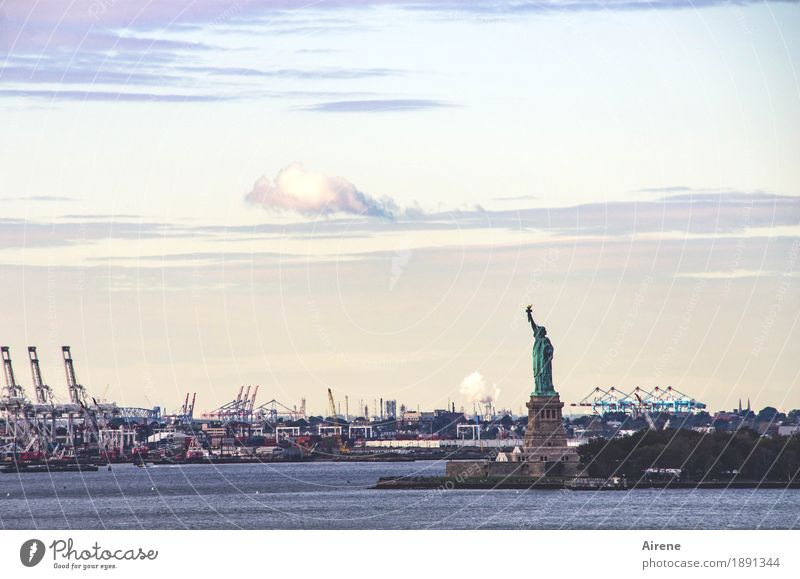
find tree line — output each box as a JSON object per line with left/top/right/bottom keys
{"left": 578, "top": 428, "right": 800, "bottom": 482}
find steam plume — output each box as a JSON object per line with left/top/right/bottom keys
{"left": 459, "top": 371, "right": 500, "bottom": 404}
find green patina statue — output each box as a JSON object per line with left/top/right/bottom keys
{"left": 526, "top": 305, "right": 557, "bottom": 397}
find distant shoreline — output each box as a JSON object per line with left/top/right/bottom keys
{"left": 373, "top": 476, "right": 800, "bottom": 491}
{"left": 0, "top": 455, "right": 427, "bottom": 473}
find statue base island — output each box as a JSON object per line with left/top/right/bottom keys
{"left": 446, "top": 306, "right": 581, "bottom": 480}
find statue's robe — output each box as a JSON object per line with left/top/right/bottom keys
{"left": 532, "top": 330, "right": 555, "bottom": 395}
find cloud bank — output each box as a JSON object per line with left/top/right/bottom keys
{"left": 245, "top": 163, "right": 398, "bottom": 218}
{"left": 2, "top": 1, "right": 788, "bottom": 105}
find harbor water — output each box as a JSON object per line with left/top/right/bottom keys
{"left": 2, "top": 462, "right": 798, "bottom": 529}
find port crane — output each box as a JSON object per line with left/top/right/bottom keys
{"left": 202, "top": 385, "right": 303, "bottom": 424}
{"left": 254, "top": 397, "right": 304, "bottom": 423}
{"left": 203, "top": 385, "right": 257, "bottom": 421}
{"left": 1, "top": 345, "right": 158, "bottom": 465}
{"left": 62, "top": 346, "right": 88, "bottom": 406}
{"left": 3, "top": 346, "right": 61, "bottom": 457}
{"left": 634, "top": 392, "right": 657, "bottom": 430}
{"left": 61, "top": 346, "right": 111, "bottom": 450}
{"left": 1, "top": 346, "right": 35, "bottom": 452}
{"left": 179, "top": 392, "right": 197, "bottom": 423}
{"left": 27, "top": 346, "right": 58, "bottom": 448}
{"left": 572, "top": 385, "right": 706, "bottom": 415}
{"left": 319, "top": 388, "right": 346, "bottom": 453}
{"left": 327, "top": 388, "right": 337, "bottom": 422}
{"left": 249, "top": 385, "right": 259, "bottom": 418}
{"left": 2, "top": 346, "right": 26, "bottom": 400}
{"left": 28, "top": 346, "right": 54, "bottom": 404}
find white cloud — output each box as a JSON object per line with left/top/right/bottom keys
{"left": 245, "top": 163, "right": 397, "bottom": 218}
{"left": 674, "top": 269, "right": 798, "bottom": 280}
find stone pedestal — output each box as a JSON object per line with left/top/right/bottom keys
{"left": 444, "top": 392, "right": 583, "bottom": 481}
{"left": 523, "top": 394, "right": 580, "bottom": 477}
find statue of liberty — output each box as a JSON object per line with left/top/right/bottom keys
{"left": 526, "top": 305, "right": 556, "bottom": 396}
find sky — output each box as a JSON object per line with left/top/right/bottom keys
{"left": 1, "top": 0, "right": 799, "bottom": 416}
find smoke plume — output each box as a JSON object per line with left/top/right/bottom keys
{"left": 245, "top": 163, "right": 397, "bottom": 218}
{"left": 459, "top": 371, "right": 500, "bottom": 404}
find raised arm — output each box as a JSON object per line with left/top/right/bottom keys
{"left": 526, "top": 305, "right": 538, "bottom": 334}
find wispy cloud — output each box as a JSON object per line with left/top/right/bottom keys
{"left": 3, "top": 0, "right": 774, "bottom": 109}
{"left": 0, "top": 66, "right": 185, "bottom": 86}
{"left": 62, "top": 214, "right": 141, "bottom": 220}
{"left": 0, "top": 218, "right": 192, "bottom": 250}
{"left": 657, "top": 191, "right": 783, "bottom": 204}
{"left": 492, "top": 194, "right": 539, "bottom": 202}
{"left": 302, "top": 99, "right": 451, "bottom": 112}
{"left": 180, "top": 65, "right": 404, "bottom": 80}
{"left": 396, "top": 0, "right": 793, "bottom": 15}
{"left": 0, "top": 89, "right": 235, "bottom": 102}
{"left": 0, "top": 5, "right": 402, "bottom": 105}
{"left": 673, "top": 269, "right": 794, "bottom": 280}
{"left": 636, "top": 185, "right": 695, "bottom": 194}
{"left": 3, "top": 190, "right": 797, "bottom": 252}
{"left": 238, "top": 187, "right": 799, "bottom": 235}
{"left": 1, "top": 195, "right": 74, "bottom": 202}
{"left": 2, "top": 0, "right": 777, "bottom": 34}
